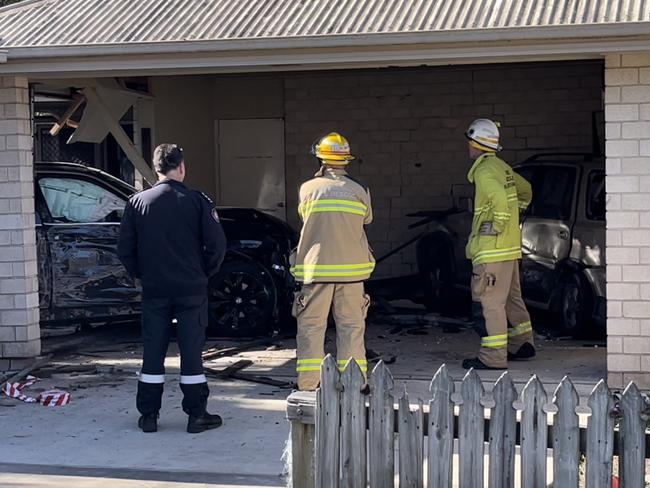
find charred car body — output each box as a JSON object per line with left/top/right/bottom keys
{"left": 415, "top": 154, "right": 605, "bottom": 338}
{"left": 35, "top": 162, "right": 298, "bottom": 336}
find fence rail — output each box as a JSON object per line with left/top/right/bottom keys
{"left": 286, "top": 355, "right": 650, "bottom": 488}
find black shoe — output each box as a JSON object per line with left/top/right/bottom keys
{"left": 508, "top": 343, "right": 536, "bottom": 361}
{"left": 138, "top": 413, "right": 158, "bottom": 433}
{"left": 462, "top": 358, "right": 505, "bottom": 370}
{"left": 187, "top": 412, "right": 223, "bottom": 434}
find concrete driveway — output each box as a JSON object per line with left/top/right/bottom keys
{"left": 0, "top": 312, "right": 606, "bottom": 487}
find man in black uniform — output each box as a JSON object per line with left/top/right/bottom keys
{"left": 118, "top": 143, "right": 226, "bottom": 434}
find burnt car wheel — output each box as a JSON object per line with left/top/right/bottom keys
{"left": 559, "top": 273, "right": 595, "bottom": 339}
{"left": 208, "top": 260, "right": 277, "bottom": 337}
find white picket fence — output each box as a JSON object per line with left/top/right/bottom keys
{"left": 285, "top": 355, "right": 650, "bottom": 488}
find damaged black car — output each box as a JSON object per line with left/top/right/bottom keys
{"left": 34, "top": 162, "right": 298, "bottom": 337}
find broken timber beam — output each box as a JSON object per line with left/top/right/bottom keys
{"left": 50, "top": 94, "right": 85, "bottom": 137}
{"left": 83, "top": 87, "right": 157, "bottom": 184}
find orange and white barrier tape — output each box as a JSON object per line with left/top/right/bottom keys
{"left": 2, "top": 376, "right": 70, "bottom": 406}
{"left": 38, "top": 390, "right": 70, "bottom": 407}
{"left": 1, "top": 375, "right": 39, "bottom": 403}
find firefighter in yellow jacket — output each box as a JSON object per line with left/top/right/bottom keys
{"left": 291, "top": 132, "right": 374, "bottom": 390}
{"left": 463, "top": 119, "right": 536, "bottom": 370}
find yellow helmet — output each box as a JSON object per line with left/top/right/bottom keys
{"left": 311, "top": 132, "right": 355, "bottom": 165}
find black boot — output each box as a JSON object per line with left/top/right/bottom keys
{"left": 138, "top": 412, "right": 158, "bottom": 433}
{"left": 508, "top": 343, "right": 536, "bottom": 360}
{"left": 187, "top": 412, "right": 223, "bottom": 434}
{"left": 462, "top": 357, "right": 505, "bottom": 370}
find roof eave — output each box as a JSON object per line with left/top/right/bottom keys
{"left": 4, "top": 21, "right": 650, "bottom": 59}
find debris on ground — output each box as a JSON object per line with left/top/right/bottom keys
{"left": 206, "top": 360, "right": 254, "bottom": 379}
{"left": 32, "top": 364, "right": 98, "bottom": 378}
{"left": 374, "top": 312, "right": 472, "bottom": 329}
{"left": 366, "top": 348, "right": 397, "bottom": 365}
{"left": 0, "top": 354, "right": 53, "bottom": 386}
{"left": 232, "top": 373, "right": 294, "bottom": 389}
{"left": 202, "top": 337, "right": 277, "bottom": 361}
{"left": 205, "top": 359, "right": 294, "bottom": 389}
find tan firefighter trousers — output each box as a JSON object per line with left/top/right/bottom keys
{"left": 471, "top": 260, "right": 534, "bottom": 368}
{"left": 294, "top": 282, "right": 370, "bottom": 391}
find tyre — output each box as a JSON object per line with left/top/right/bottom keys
{"left": 208, "top": 260, "right": 277, "bottom": 337}
{"left": 559, "top": 272, "right": 596, "bottom": 339}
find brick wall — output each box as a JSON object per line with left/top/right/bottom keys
{"left": 283, "top": 61, "right": 604, "bottom": 277}
{"left": 0, "top": 76, "right": 40, "bottom": 369}
{"left": 605, "top": 53, "right": 650, "bottom": 390}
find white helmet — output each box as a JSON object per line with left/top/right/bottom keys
{"left": 465, "top": 118, "right": 502, "bottom": 152}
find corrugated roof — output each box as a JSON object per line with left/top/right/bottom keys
{"left": 1, "top": 0, "right": 649, "bottom": 48}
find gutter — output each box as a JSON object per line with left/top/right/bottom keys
{"left": 1, "top": 37, "right": 648, "bottom": 78}
{"left": 0, "top": 50, "right": 6, "bottom": 63}
{"left": 4, "top": 21, "right": 650, "bottom": 60}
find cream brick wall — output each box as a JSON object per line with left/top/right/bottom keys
{"left": 283, "top": 61, "right": 603, "bottom": 277}
{"left": 0, "top": 76, "right": 40, "bottom": 370}
{"left": 605, "top": 53, "right": 650, "bottom": 389}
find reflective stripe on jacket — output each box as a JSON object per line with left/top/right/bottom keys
{"left": 465, "top": 153, "right": 532, "bottom": 265}
{"left": 291, "top": 167, "right": 374, "bottom": 284}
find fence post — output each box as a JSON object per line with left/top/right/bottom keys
{"left": 553, "top": 376, "right": 580, "bottom": 488}
{"left": 291, "top": 421, "right": 316, "bottom": 488}
{"left": 489, "top": 371, "right": 517, "bottom": 488}
{"left": 340, "top": 360, "right": 366, "bottom": 488}
{"left": 459, "top": 369, "right": 485, "bottom": 488}
{"left": 428, "top": 364, "right": 454, "bottom": 488}
{"left": 619, "top": 382, "right": 646, "bottom": 488}
{"left": 586, "top": 380, "right": 614, "bottom": 488}
{"left": 286, "top": 391, "right": 317, "bottom": 488}
{"left": 398, "top": 389, "right": 424, "bottom": 488}
{"left": 316, "top": 354, "right": 341, "bottom": 488}
{"left": 369, "top": 361, "right": 395, "bottom": 488}
{"left": 520, "top": 375, "right": 548, "bottom": 488}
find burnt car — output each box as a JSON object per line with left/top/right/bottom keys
{"left": 34, "top": 162, "right": 298, "bottom": 337}
{"left": 416, "top": 153, "right": 605, "bottom": 338}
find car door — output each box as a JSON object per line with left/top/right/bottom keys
{"left": 36, "top": 173, "right": 140, "bottom": 318}
{"left": 516, "top": 164, "right": 579, "bottom": 304}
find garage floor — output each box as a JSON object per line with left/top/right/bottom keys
{"left": 0, "top": 312, "right": 606, "bottom": 487}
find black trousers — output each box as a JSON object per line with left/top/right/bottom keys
{"left": 137, "top": 294, "right": 209, "bottom": 416}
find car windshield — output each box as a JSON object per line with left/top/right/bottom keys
{"left": 39, "top": 177, "right": 126, "bottom": 223}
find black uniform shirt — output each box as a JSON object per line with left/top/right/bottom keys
{"left": 117, "top": 179, "right": 227, "bottom": 299}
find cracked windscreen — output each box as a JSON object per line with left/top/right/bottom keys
{"left": 39, "top": 177, "right": 126, "bottom": 223}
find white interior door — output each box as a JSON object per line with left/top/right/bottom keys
{"left": 217, "top": 119, "right": 286, "bottom": 219}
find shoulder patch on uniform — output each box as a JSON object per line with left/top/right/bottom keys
{"left": 211, "top": 208, "right": 220, "bottom": 223}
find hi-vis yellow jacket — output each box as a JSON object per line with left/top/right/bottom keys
{"left": 466, "top": 153, "right": 532, "bottom": 265}
{"left": 291, "top": 167, "right": 374, "bottom": 284}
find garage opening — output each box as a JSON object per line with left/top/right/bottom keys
{"left": 31, "top": 59, "right": 606, "bottom": 387}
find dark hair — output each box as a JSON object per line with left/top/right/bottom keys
{"left": 153, "top": 143, "right": 184, "bottom": 174}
